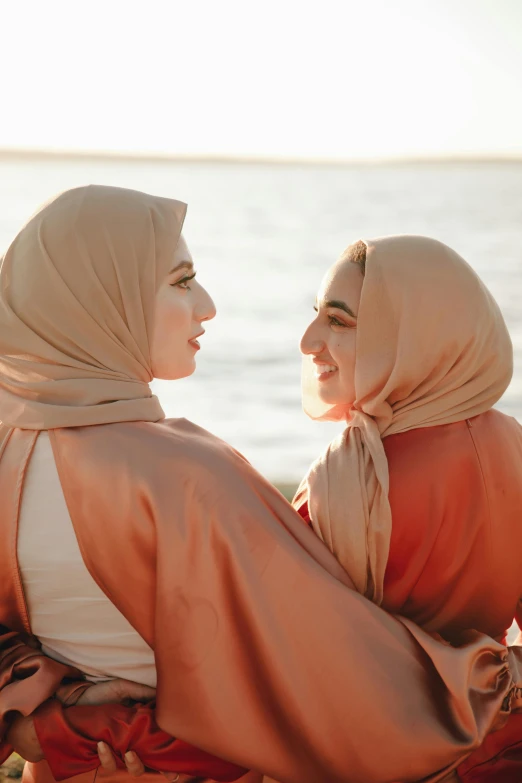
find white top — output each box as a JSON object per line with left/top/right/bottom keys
{"left": 17, "top": 432, "right": 156, "bottom": 686}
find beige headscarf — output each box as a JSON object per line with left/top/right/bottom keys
{"left": 0, "top": 185, "right": 187, "bottom": 429}
{"left": 295, "top": 235, "right": 513, "bottom": 604}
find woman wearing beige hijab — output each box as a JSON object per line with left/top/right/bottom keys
{"left": 0, "top": 187, "right": 521, "bottom": 783}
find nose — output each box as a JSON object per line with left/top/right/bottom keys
{"left": 195, "top": 282, "right": 217, "bottom": 322}
{"left": 300, "top": 318, "right": 324, "bottom": 356}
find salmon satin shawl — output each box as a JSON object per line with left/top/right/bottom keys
{"left": 1, "top": 421, "right": 522, "bottom": 783}
{"left": 0, "top": 191, "right": 521, "bottom": 782}
{"left": 297, "top": 236, "right": 513, "bottom": 604}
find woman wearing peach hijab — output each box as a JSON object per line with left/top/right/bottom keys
{"left": 294, "top": 236, "right": 522, "bottom": 780}
{"left": 0, "top": 187, "right": 521, "bottom": 783}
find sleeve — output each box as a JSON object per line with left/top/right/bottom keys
{"left": 150, "top": 466, "right": 522, "bottom": 783}
{"left": 33, "top": 699, "right": 246, "bottom": 782}
{"left": 0, "top": 627, "right": 245, "bottom": 783}
{"left": 457, "top": 609, "right": 522, "bottom": 779}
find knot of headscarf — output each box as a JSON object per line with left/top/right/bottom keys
{"left": 0, "top": 185, "right": 187, "bottom": 429}
{"left": 295, "top": 235, "right": 513, "bottom": 604}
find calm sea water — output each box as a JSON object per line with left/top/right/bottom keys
{"left": 1, "top": 158, "right": 522, "bottom": 482}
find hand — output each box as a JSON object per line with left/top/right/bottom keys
{"left": 6, "top": 715, "right": 44, "bottom": 762}
{"left": 75, "top": 679, "right": 156, "bottom": 706}
{"left": 97, "top": 743, "right": 193, "bottom": 781}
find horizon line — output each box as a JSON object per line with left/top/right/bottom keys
{"left": 1, "top": 147, "right": 522, "bottom": 167}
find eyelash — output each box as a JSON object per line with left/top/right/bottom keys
{"left": 313, "top": 307, "right": 350, "bottom": 329}
{"left": 328, "top": 315, "right": 347, "bottom": 328}
{"left": 172, "top": 273, "right": 196, "bottom": 290}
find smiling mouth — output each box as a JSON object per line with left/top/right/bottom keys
{"left": 314, "top": 362, "right": 338, "bottom": 381}
{"left": 189, "top": 331, "right": 204, "bottom": 351}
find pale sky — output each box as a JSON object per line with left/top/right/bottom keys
{"left": 1, "top": 0, "right": 521, "bottom": 159}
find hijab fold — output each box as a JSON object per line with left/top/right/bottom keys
{"left": 296, "top": 236, "right": 513, "bottom": 603}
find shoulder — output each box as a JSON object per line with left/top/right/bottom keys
{"left": 383, "top": 420, "right": 484, "bottom": 517}
{"left": 54, "top": 418, "right": 272, "bottom": 505}
{"left": 474, "top": 408, "right": 522, "bottom": 440}
{"left": 384, "top": 419, "right": 473, "bottom": 475}
{"left": 72, "top": 417, "right": 250, "bottom": 474}
{"left": 384, "top": 410, "right": 522, "bottom": 491}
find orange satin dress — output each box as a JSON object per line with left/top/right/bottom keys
{"left": 35, "top": 410, "right": 522, "bottom": 780}
{"left": 298, "top": 410, "right": 522, "bottom": 781}
{"left": 295, "top": 411, "right": 522, "bottom": 646}
{"left": 385, "top": 410, "right": 522, "bottom": 781}
{"left": 382, "top": 411, "right": 522, "bottom": 644}
{"left": 4, "top": 410, "right": 522, "bottom": 782}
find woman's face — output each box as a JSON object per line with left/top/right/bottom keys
{"left": 151, "top": 234, "right": 216, "bottom": 380}
{"left": 300, "top": 259, "right": 364, "bottom": 406}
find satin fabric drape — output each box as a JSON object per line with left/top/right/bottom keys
{"left": 0, "top": 420, "right": 517, "bottom": 783}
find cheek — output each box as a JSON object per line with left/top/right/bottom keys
{"left": 150, "top": 294, "right": 193, "bottom": 377}
{"left": 154, "top": 295, "right": 193, "bottom": 344}
{"left": 331, "top": 333, "right": 357, "bottom": 376}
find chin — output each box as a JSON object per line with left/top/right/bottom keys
{"left": 153, "top": 360, "right": 197, "bottom": 381}
{"left": 317, "top": 388, "right": 342, "bottom": 405}
{"left": 317, "top": 389, "right": 354, "bottom": 408}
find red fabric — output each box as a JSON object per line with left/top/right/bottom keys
{"left": 299, "top": 416, "right": 522, "bottom": 644}
{"left": 384, "top": 417, "right": 522, "bottom": 778}
{"left": 457, "top": 713, "right": 522, "bottom": 782}
{"left": 0, "top": 625, "right": 80, "bottom": 765}
{"left": 300, "top": 414, "right": 522, "bottom": 781}
{"left": 33, "top": 698, "right": 246, "bottom": 782}
{"left": 0, "top": 625, "right": 246, "bottom": 783}
{"left": 382, "top": 415, "right": 522, "bottom": 644}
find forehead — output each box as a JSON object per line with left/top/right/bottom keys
{"left": 318, "top": 258, "right": 364, "bottom": 307}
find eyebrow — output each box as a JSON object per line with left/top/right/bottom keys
{"left": 315, "top": 299, "right": 357, "bottom": 318}
{"left": 169, "top": 260, "right": 194, "bottom": 274}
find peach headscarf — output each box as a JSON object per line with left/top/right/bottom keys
{"left": 0, "top": 185, "right": 186, "bottom": 429}
{"left": 295, "top": 235, "right": 513, "bottom": 604}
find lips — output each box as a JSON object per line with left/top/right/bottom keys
{"left": 189, "top": 331, "right": 204, "bottom": 351}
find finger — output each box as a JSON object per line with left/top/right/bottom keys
{"left": 124, "top": 751, "right": 146, "bottom": 777}
{"left": 114, "top": 680, "right": 157, "bottom": 703}
{"left": 97, "top": 742, "right": 118, "bottom": 773}
{"left": 129, "top": 684, "right": 156, "bottom": 701}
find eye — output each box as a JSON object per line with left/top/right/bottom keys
{"left": 171, "top": 272, "right": 196, "bottom": 290}
{"left": 328, "top": 315, "right": 347, "bottom": 327}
